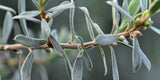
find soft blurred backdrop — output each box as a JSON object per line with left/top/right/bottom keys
{"left": 0, "top": 0, "right": 160, "bottom": 80}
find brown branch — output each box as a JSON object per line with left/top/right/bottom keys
{"left": 0, "top": 41, "right": 97, "bottom": 51}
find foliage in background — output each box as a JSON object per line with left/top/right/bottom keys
{"left": 0, "top": 0, "right": 160, "bottom": 80}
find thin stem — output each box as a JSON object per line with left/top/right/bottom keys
{"left": 0, "top": 41, "right": 97, "bottom": 51}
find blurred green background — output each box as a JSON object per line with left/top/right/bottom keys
{"left": 0, "top": 0, "right": 160, "bottom": 80}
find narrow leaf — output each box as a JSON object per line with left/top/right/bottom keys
{"left": 18, "top": 0, "right": 25, "bottom": 13}
{"left": 148, "top": 0, "right": 160, "bottom": 16}
{"left": 21, "top": 49, "right": 33, "bottom": 80}
{"left": 79, "top": 7, "right": 95, "bottom": 40}
{"left": 18, "top": 0, "right": 29, "bottom": 36}
{"left": 41, "top": 19, "right": 51, "bottom": 39}
{"left": 132, "top": 36, "right": 142, "bottom": 72}
{"left": 64, "top": 56, "right": 73, "bottom": 80}
{"left": 111, "top": 0, "right": 119, "bottom": 33}
{"left": 32, "top": 0, "right": 40, "bottom": 10}
{"left": 13, "top": 16, "right": 41, "bottom": 23}
{"left": 0, "top": 5, "right": 16, "bottom": 14}
{"left": 69, "top": 2, "right": 75, "bottom": 42}
{"left": 83, "top": 51, "right": 93, "bottom": 71}
{"left": 2, "top": 11, "right": 13, "bottom": 44}
{"left": 139, "top": 48, "right": 151, "bottom": 71}
{"left": 133, "top": 36, "right": 151, "bottom": 71}
{"left": 140, "top": 0, "right": 148, "bottom": 12}
{"left": 14, "top": 34, "right": 47, "bottom": 47}
{"left": 51, "top": 29, "right": 58, "bottom": 40}
{"left": 79, "top": 7, "right": 104, "bottom": 35}
{"left": 99, "top": 47, "right": 107, "bottom": 76}
{"left": 49, "top": 34, "right": 65, "bottom": 57}
{"left": 39, "top": 65, "right": 49, "bottom": 80}
{"left": 47, "top": 1, "right": 74, "bottom": 18}
{"left": 109, "top": 46, "right": 119, "bottom": 80}
{"left": 19, "top": 11, "right": 40, "bottom": 17}
{"left": 95, "top": 34, "right": 119, "bottom": 46}
{"left": 72, "top": 50, "right": 84, "bottom": 80}
{"left": 150, "top": 26, "right": 160, "bottom": 35}
{"left": 49, "top": 33, "right": 72, "bottom": 79}
{"left": 107, "top": 1, "right": 135, "bottom": 22}
{"left": 93, "top": 23, "right": 104, "bottom": 34}
{"left": 124, "top": 0, "right": 131, "bottom": 26}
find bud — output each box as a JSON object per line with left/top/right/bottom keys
{"left": 135, "top": 18, "right": 141, "bottom": 26}
{"left": 112, "top": 42, "right": 118, "bottom": 46}
{"left": 142, "top": 10, "right": 149, "bottom": 18}
{"left": 144, "top": 20, "right": 153, "bottom": 26}
{"left": 119, "top": 36, "right": 125, "bottom": 41}
{"left": 45, "top": 15, "right": 50, "bottom": 22}
{"left": 133, "top": 31, "right": 142, "bottom": 36}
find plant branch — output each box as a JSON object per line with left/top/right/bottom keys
{"left": 0, "top": 41, "right": 97, "bottom": 51}
{"left": 0, "top": 16, "right": 149, "bottom": 51}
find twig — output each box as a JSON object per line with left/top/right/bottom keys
{"left": 0, "top": 41, "right": 97, "bottom": 51}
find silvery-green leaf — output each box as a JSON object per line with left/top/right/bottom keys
{"left": 138, "top": 47, "right": 151, "bottom": 71}
{"left": 99, "top": 47, "right": 107, "bottom": 76}
{"left": 79, "top": 7, "right": 95, "bottom": 40}
{"left": 19, "top": 11, "right": 40, "bottom": 17}
{"left": 0, "top": 5, "right": 16, "bottom": 14}
{"left": 13, "top": 16, "right": 41, "bottom": 23}
{"left": 132, "top": 36, "right": 142, "bottom": 72}
{"left": 124, "top": 0, "right": 131, "bottom": 26}
{"left": 13, "top": 21, "right": 22, "bottom": 35}
{"left": 49, "top": 33, "right": 65, "bottom": 57}
{"left": 39, "top": 65, "right": 49, "bottom": 80}
{"left": 32, "top": 0, "right": 40, "bottom": 10}
{"left": 140, "top": 0, "right": 148, "bottom": 12}
{"left": 148, "top": 0, "right": 160, "bottom": 16}
{"left": 18, "top": 0, "right": 25, "bottom": 13}
{"left": 133, "top": 36, "right": 151, "bottom": 71}
{"left": 107, "top": 1, "right": 135, "bottom": 22}
{"left": 21, "top": 49, "right": 33, "bottom": 80}
{"left": 83, "top": 51, "right": 93, "bottom": 71}
{"left": 109, "top": 46, "right": 119, "bottom": 80}
{"left": 72, "top": 50, "right": 84, "bottom": 80}
{"left": 64, "top": 56, "right": 73, "bottom": 80}
{"left": 47, "top": 1, "right": 74, "bottom": 18}
{"left": 20, "top": 19, "right": 29, "bottom": 36}
{"left": 93, "top": 23, "right": 104, "bottom": 34}
{"left": 51, "top": 29, "right": 58, "bottom": 40}
{"left": 2, "top": 11, "right": 13, "bottom": 44}
{"left": 18, "top": 53, "right": 22, "bottom": 80}
{"left": 14, "top": 34, "right": 47, "bottom": 47}
{"left": 18, "top": 0, "right": 29, "bottom": 36}
{"left": 95, "top": 34, "right": 119, "bottom": 45}
{"left": 79, "top": 7, "right": 103, "bottom": 35}
{"left": 41, "top": 19, "right": 51, "bottom": 39}
{"left": 69, "top": 2, "right": 75, "bottom": 41}
{"left": 150, "top": 26, "right": 160, "bottom": 35}
{"left": 111, "top": 0, "right": 119, "bottom": 33}
{"left": 49, "top": 32, "right": 73, "bottom": 79}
